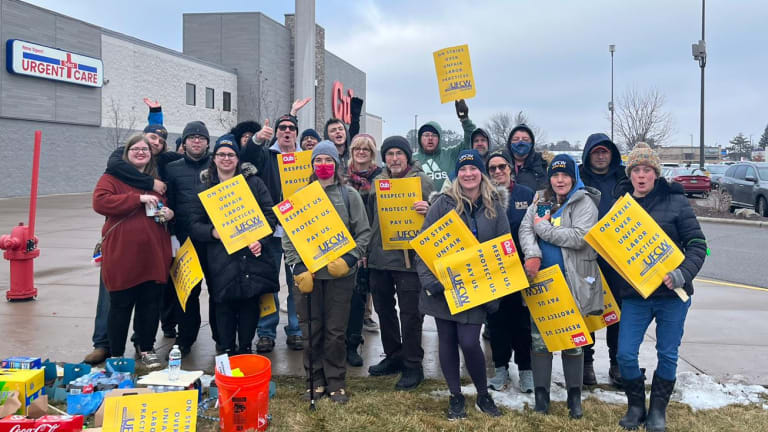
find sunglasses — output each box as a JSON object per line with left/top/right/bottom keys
{"left": 278, "top": 124, "right": 298, "bottom": 132}
{"left": 488, "top": 164, "right": 509, "bottom": 173}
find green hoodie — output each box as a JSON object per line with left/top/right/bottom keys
{"left": 413, "top": 121, "right": 470, "bottom": 191}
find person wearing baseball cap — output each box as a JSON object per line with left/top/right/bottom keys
{"left": 578, "top": 133, "right": 629, "bottom": 387}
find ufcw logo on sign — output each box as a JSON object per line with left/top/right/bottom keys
{"left": 447, "top": 268, "right": 471, "bottom": 309}
{"left": 640, "top": 240, "right": 673, "bottom": 277}
{"left": 312, "top": 232, "right": 351, "bottom": 260}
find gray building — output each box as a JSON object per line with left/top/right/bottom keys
{"left": 0, "top": 0, "right": 370, "bottom": 197}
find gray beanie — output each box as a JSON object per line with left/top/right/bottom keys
{"left": 311, "top": 140, "right": 340, "bottom": 165}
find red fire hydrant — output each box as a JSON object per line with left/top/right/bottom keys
{"left": 1, "top": 130, "right": 42, "bottom": 301}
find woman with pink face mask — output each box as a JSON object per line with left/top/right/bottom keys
{"left": 281, "top": 140, "right": 371, "bottom": 404}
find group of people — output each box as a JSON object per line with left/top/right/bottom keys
{"left": 87, "top": 96, "right": 706, "bottom": 431}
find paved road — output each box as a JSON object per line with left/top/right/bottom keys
{"left": 698, "top": 221, "right": 768, "bottom": 289}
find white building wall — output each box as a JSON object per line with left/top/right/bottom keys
{"left": 100, "top": 34, "right": 238, "bottom": 137}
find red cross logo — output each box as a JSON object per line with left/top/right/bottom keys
{"left": 60, "top": 53, "right": 78, "bottom": 79}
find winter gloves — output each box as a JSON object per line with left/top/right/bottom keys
{"left": 350, "top": 97, "right": 364, "bottom": 120}
{"left": 293, "top": 263, "right": 314, "bottom": 294}
{"left": 455, "top": 99, "right": 468, "bottom": 120}
{"left": 327, "top": 254, "right": 357, "bottom": 278}
{"left": 667, "top": 268, "right": 686, "bottom": 290}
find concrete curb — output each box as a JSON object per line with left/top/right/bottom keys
{"left": 697, "top": 216, "right": 768, "bottom": 227}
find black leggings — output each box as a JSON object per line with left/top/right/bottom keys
{"left": 108, "top": 281, "right": 161, "bottom": 357}
{"left": 434, "top": 317, "right": 487, "bottom": 396}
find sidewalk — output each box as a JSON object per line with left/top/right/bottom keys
{"left": 1, "top": 193, "right": 766, "bottom": 385}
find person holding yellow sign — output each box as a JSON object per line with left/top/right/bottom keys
{"left": 366, "top": 136, "right": 434, "bottom": 390}
{"left": 519, "top": 154, "right": 602, "bottom": 419}
{"left": 416, "top": 150, "right": 507, "bottom": 419}
{"left": 613, "top": 143, "right": 707, "bottom": 432}
{"left": 189, "top": 135, "right": 278, "bottom": 356}
{"left": 284, "top": 141, "right": 371, "bottom": 404}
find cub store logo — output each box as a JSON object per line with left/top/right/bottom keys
{"left": 379, "top": 180, "right": 391, "bottom": 191}
{"left": 278, "top": 200, "right": 294, "bottom": 214}
{"left": 282, "top": 153, "right": 296, "bottom": 164}
{"left": 501, "top": 239, "right": 515, "bottom": 256}
{"left": 571, "top": 332, "right": 588, "bottom": 347}
{"left": 603, "top": 311, "right": 619, "bottom": 325}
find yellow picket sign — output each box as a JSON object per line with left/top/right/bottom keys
{"left": 434, "top": 234, "right": 529, "bottom": 315}
{"left": 433, "top": 44, "right": 476, "bottom": 104}
{"left": 273, "top": 181, "right": 356, "bottom": 273}
{"left": 376, "top": 177, "right": 424, "bottom": 250}
{"left": 277, "top": 151, "right": 313, "bottom": 199}
{"left": 197, "top": 174, "right": 273, "bottom": 255}
{"left": 584, "top": 193, "right": 685, "bottom": 299}
{"left": 102, "top": 390, "right": 198, "bottom": 432}
{"left": 410, "top": 210, "right": 479, "bottom": 277}
{"left": 169, "top": 238, "right": 204, "bottom": 312}
{"left": 523, "top": 265, "right": 594, "bottom": 352}
{"left": 259, "top": 293, "right": 277, "bottom": 317}
{"left": 584, "top": 272, "right": 621, "bottom": 333}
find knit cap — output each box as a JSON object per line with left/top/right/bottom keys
{"left": 311, "top": 140, "right": 340, "bottom": 165}
{"left": 625, "top": 142, "right": 661, "bottom": 176}
{"left": 380, "top": 135, "right": 412, "bottom": 163}
{"left": 455, "top": 149, "right": 487, "bottom": 175}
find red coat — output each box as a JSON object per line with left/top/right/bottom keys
{"left": 93, "top": 174, "right": 172, "bottom": 292}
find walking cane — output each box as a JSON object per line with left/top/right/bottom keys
{"left": 306, "top": 291, "right": 316, "bottom": 411}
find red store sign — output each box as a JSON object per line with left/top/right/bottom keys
{"left": 331, "top": 81, "right": 354, "bottom": 124}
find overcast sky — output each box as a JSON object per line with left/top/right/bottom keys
{"left": 25, "top": 0, "right": 768, "bottom": 149}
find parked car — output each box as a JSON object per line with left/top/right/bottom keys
{"left": 719, "top": 162, "right": 768, "bottom": 216}
{"left": 663, "top": 167, "right": 710, "bottom": 196}
{"left": 704, "top": 164, "right": 728, "bottom": 189}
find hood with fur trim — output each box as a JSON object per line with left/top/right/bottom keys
{"left": 200, "top": 162, "right": 258, "bottom": 185}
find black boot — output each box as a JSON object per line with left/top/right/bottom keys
{"left": 646, "top": 373, "right": 675, "bottom": 432}
{"left": 583, "top": 361, "right": 597, "bottom": 385}
{"left": 567, "top": 388, "right": 583, "bottom": 419}
{"left": 534, "top": 387, "right": 550, "bottom": 413}
{"left": 346, "top": 341, "right": 363, "bottom": 367}
{"left": 368, "top": 356, "right": 402, "bottom": 376}
{"left": 562, "top": 351, "right": 585, "bottom": 419}
{"left": 619, "top": 376, "right": 646, "bottom": 430}
{"left": 395, "top": 366, "right": 424, "bottom": 390}
{"left": 609, "top": 363, "right": 624, "bottom": 388}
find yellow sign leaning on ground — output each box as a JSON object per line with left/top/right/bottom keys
{"left": 169, "top": 238, "right": 204, "bottom": 312}
{"left": 259, "top": 293, "right": 277, "bottom": 317}
{"left": 277, "top": 151, "right": 313, "bottom": 199}
{"left": 273, "top": 181, "right": 356, "bottom": 273}
{"left": 585, "top": 193, "right": 685, "bottom": 299}
{"left": 198, "top": 174, "right": 273, "bottom": 255}
{"left": 375, "top": 177, "right": 424, "bottom": 250}
{"left": 410, "top": 210, "right": 479, "bottom": 277}
{"left": 434, "top": 234, "right": 529, "bottom": 315}
{"left": 433, "top": 44, "right": 476, "bottom": 104}
{"left": 523, "top": 265, "right": 594, "bottom": 352}
{"left": 102, "top": 390, "right": 198, "bottom": 432}
{"left": 584, "top": 272, "right": 621, "bottom": 333}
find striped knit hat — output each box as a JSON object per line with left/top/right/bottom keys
{"left": 625, "top": 142, "right": 661, "bottom": 176}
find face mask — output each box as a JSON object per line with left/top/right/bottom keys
{"left": 510, "top": 141, "right": 533, "bottom": 156}
{"left": 314, "top": 163, "right": 335, "bottom": 180}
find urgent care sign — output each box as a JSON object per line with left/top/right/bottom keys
{"left": 6, "top": 39, "right": 103, "bottom": 87}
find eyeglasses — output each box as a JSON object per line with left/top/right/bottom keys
{"left": 215, "top": 153, "right": 238, "bottom": 159}
{"left": 353, "top": 147, "right": 372, "bottom": 153}
{"left": 278, "top": 125, "right": 298, "bottom": 132}
{"left": 188, "top": 135, "right": 208, "bottom": 142}
{"left": 385, "top": 150, "right": 406, "bottom": 157}
{"left": 421, "top": 133, "right": 438, "bottom": 139}
{"left": 488, "top": 164, "right": 509, "bottom": 173}
{"left": 129, "top": 147, "right": 151, "bottom": 154}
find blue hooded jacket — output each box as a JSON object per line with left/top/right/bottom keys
{"left": 579, "top": 133, "right": 626, "bottom": 218}
{"left": 539, "top": 154, "right": 585, "bottom": 272}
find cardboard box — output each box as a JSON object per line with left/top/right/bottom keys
{"left": 1, "top": 358, "right": 42, "bottom": 370}
{"left": 0, "top": 369, "right": 45, "bottom": 415}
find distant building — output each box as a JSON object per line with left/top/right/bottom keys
{"left": 656, "top": 146, "right": 721, "bottom": 164}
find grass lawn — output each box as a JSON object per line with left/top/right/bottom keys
{"left": 195, "top": 375, "right": 768, "bottom": 431}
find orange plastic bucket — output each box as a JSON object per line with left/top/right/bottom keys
{"left": 215, "top": 354, "right": 272, "bottom": 432}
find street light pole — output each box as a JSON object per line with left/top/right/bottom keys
{"left": 692, "top": 0, "right": 706, "bottom": 169}
{"left": 413, "top": 114, "right": 418, "bottom": 151}
{"left": 609, "top": 44, "right": 615, "bottom": 143}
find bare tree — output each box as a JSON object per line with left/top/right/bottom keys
{"left": 256, "top": 70, "right": 280, "bottom": 123}
{"left": 104, "top": 97, "right": 137, "bottom": 151}
{"left": 485, "top": 110, "right": 546, "bottom": 150}
{"left": 614, "top": 87, "right": 675, "bottom": 151}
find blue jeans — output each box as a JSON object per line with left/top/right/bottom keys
{"left": 257, "top": 237, "right": 301, "bottom": 339}
{"left": 617, "top": 296, "right": 691, "bottom": 381}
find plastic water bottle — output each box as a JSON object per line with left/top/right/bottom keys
{"left": 168, "top": 345, "right": 182, "bottom": 381}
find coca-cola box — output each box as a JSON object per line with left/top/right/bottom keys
{"left": 0, "top": 414, "right": 84, "bottom": 432}
{"left": 0, "top": 370, "right": 44, "bottom": 415}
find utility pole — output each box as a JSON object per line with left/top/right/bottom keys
{"left": 692, "top": 0, "right": 706, "bottom": 169}
{"left": 609, "top": 44, "right": 615, "bottom": 143}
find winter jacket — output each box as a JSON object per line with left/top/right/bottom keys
{"left": 323, "top": 118, "right": 359, "bottom": 170}
{"left": 188, "top": 164, "right": 279, "bottom": 302}
{"left": 241, "top": 138, "right": 301, "bottom": 204}
{"left": 460, "top": 116, "right": 493, "bottom": 164}
{"left": 506, "top": 149, "right": 548, "bottom": 192}
{"left": 346, "top": 164, "right": 383, "bottom": 222}
{"left": 519, "top": 181, "right": 604, "bottom": 316}
{"left": 503, "top": 182, "right": 535, "bottom": 257}
{"left": 413, "top": 121, "right": 471, "bottom": 191}
{"left": 613, "top": 177, "right": 707, "bottom": 299}
{"left": 93, "top": 174, "right": 172, "bottom": 292}
{"left": 578, "top": 133, "right": 631, "bottom": 298}
{"left": 416, "top": 191, "right": 511, "bottom": 324}
{"left": 105, "top": 148, "right": 182, "bottom": 189}
{"left": 367, "top": 165, "right": 435, "bottom": 272}
{"left": 282, "top": 182, "right": 372, "bottom": 280}
{"left": 164, "top": 152, "right": 212, "bottom": 242}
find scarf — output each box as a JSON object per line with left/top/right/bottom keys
{"left": 347, "top": 164, "right": 380, "bottom": 192}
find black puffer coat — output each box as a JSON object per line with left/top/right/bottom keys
{"left": 510, "top": 150, "right": 548, "bottom": 192}
{"left": 165, "top": 152, "right": 212, "bottom": 242}
{"left": 614, "top": 177, "right": 707, "bottom": 299}
{"left": 188, "top": 164, "right": 279, "bottom": 302}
